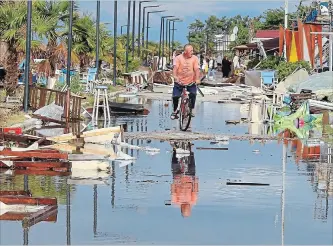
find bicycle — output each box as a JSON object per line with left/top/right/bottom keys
{"left": 177, "top": 78, "right": 205, "bottom": 131}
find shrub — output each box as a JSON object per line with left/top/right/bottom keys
{"left": 257, "top": 56, "right": 311, "bottom": 81}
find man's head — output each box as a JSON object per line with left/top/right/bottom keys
{"left": 183, "top": 44, "right": 194, "bottom": 58}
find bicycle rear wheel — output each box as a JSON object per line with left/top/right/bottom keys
{"left": 179, "top": 97, "right": 192, "bottom": 131}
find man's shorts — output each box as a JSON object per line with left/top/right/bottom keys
{"left": 172, "top": 82, "right": 197, "bottom": 97}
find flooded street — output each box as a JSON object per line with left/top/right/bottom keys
{"left": 1, "top": 99, "right": 332, "bottom": 245}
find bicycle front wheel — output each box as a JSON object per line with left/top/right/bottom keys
{"left": 179, "top": 97, "right": 192, "bottom": 131}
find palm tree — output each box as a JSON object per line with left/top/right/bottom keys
{"left": 0, "top": 1, "right": 30, "bottom": 93}
{"left": 33, "top": 0, "right": 74, "bottom": 75}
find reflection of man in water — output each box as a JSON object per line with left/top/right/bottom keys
{"left": 170, "top": 142, "right": 199, "bottom": 217}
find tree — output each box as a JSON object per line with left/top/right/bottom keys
{"left": 261, "top": 8, "right": 285, "bottom": 30}
{"left": 0, "top": 1, "right": 31, "bottom": 93}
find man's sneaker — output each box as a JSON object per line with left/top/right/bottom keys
{"left": 170, "top": 111, "right": 179, "bottom": 120}
{"left": 189, "top": 110, "right": 195, "bottom": 117}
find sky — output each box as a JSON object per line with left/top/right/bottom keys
{"left": 77, "top": 0, "right": 301, "bottom": 44}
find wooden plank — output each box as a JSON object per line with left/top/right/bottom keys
{"left": 13, "top": 161, "right": 71, "bottom": 169}
{"left": 22, "top": 205, "right": 58, "bottom": 228}
{"left": 0, "top": 150, "right": 68, "bottom": 159}
{"left": 13, "top": 169, "right": 71, "bottom": 177}
{"left": 0, "top": 196, "right": 57, "bottom": 205}
{"left": 24, "top": 166, "right": 70, "bottom": 172}
{"left": 0, "top": 212, "right": 57, "bottom": 223}
{"left": 0, "top": 190, "right": 31, "bottom": 196}
{"left": 32, "top": 114, "right": 65, "bottom": 125}
{"left": 1, "top": 133, "right": 54, "bottom": 146}
{"left": 0, "top": 212, "right": 32, "bottom": 221}
{"left": 47, "top": 126, "right": 121, "bottom": 143}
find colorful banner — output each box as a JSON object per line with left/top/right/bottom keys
{"left": 297, "top": 19, "right": 304, "bottom": 60}
{"left": 285, "top": 29, "right": 293, "bottom": 61}
{"left": 279, "top": 25, "right": 285, "bottom": 56}
{"left": 289, "top": 32, "right": 298, "bottom": 62}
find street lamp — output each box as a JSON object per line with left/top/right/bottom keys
{"left": 146, "top": 10, "right": 166, "bottom": 63}
{"left": 131, "top": 1, "right": 136, "bottom": 57}
{"left": 142, "top": 5, "right": 160, "bottom": 54}
{"left": 138, "top": 1, "right": 154, "bottom": 56}
{"left": 96, "top": 0, "right": 101, "bottom": 79}
{"left": 113, "top": 0, "right": 117, "bottom": 87}
{"left": 125, "top": 0, "right": 131, "bottom": 73}
{"left": 169, "top": 19, "right": 182, "bottom": 63}
{"left": 23, "top": 0, "right": 32, "bottom": 112}
{"left": 158, "top": 15, "right": 174, "bottom": 70}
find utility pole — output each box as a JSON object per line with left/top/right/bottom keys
{"left": 284, "top": 0, "right": 288, "bottom": 60}
{"left": 132, "top": 1, "right": 136, "bottom": 57}
{"left": 113, "top": 0, "right": 117, "bottom": 86}
{"left": 125, "top": 0, "right": 131, "bottom": 72}
{"left": 95, "top": 0, "right": 100, "bottom": 79}
{"left": 23, "top": 0, "right": 32, "bottom": 113}
{"left": 329, "top": 0, "right": 333, "bottom": 71}
{"left": 137, "top": 1, "right": 152, "bottom": 57}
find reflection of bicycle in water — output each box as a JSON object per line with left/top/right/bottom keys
{"left": 169, "top": 141, "right": 199, "bottom": 217}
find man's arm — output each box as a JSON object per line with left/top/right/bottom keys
{"left": 173, "top": 57, "right": 180, "bottom": 82}
{"left": 193, "top": 57, "right": 201, "bottom": 84}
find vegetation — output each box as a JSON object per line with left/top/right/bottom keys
{"left": 0, "top": 0, "right": 181, "bottom": 93}
{"left": 187, "top": 1, "right": 311, "bottom": 54}
{"left": 0, "top": 175, "right": 75, "bottom": 205}
{"left": 258, "top": 56, "right": 311, "bottom": 81}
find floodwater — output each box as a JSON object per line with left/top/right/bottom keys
{"left": 0, "top": 98, "right": 332, "bottom": 245}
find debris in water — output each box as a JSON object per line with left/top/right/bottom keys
{"left": 225, "top": 120, "right": 240, "bottom": 125}
{"left": 164, "top": 200, "right": 171, "bottom": 206}
{"left": 226, "top": 182, "right": 270, "bottom": 186}
{"left": 196, "top": 147, "right": 228, "bottom": 150}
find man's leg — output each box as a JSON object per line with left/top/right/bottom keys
{"left": 171, "top": 83, "right": 182, "bottom": 120}
{"left": 187, "top": 84, "right": 197, "bottom": 117}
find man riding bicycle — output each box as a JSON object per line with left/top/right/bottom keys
{"left": 171, "top": 44, "right": 201, "bottom": 120}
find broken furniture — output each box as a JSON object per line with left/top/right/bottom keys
{"left": 122, "top": 71, "right": 149, "bottom": 89}
{"left": 92, "top": 85, "right": 111, "bottom": 126}
{"left": 108, "top": 102, "right": 144, "bottom": 114}
{"left": 85, "top": 67, "right": 97, "bottom": 93}
{"left": 0, "top": 191, "right": 58, "bottom": 228}
{"left": 0, "top": 148, "right": 71, "bottom": 175}
{"left": 260, "top": 70, "right": 278, "bottom": 90}
{"left": 29, "top": 86, "right": 85, "bottom": 122}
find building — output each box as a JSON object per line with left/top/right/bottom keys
{"left": 251, "top": 30, "right": 280, "bottom": 43}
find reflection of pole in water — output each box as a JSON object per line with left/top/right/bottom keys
{"left": 24, "top": 175, "right": 28, "bottom": 192}
{"left": 23, "top": 174, "right": 29, "bottom": 245}
{"left": 125, "top": 138, "right": 129, "bottom": 184}
{"left": 281, "top": 143, "right": 286, "bottom": 246}
{"left": 66, "top": 182, "right": 71, "bottom": 245}
{"left": 111, "top": 161, "right": 115, "bottom": 208}
{"left": 131, "top": 121, "right": 134, "bottom": 165}
{"left": 145, "top": 118, "right": 147, "bottom": 132}
{"left": 93, "top": 185, "right": 97, "bottom": 235}
{"left": 140, "top": 118, "right": 143, "bottom": 145}
{"left": 23, "top": 228, "right": 28, "bottom": 245}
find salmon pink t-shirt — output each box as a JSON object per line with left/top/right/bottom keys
{"left": 174, "top": 54, "right": 200, "bottom": 85}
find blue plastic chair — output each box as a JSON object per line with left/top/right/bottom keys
{"left": 260, "top": 70, "right": 277, "bottom": 90}
{"left": 87, "top": 68, "right": 97, "bottom": 82}
{"left": 86, "top": 67, "right": 98, "bottom": 93}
